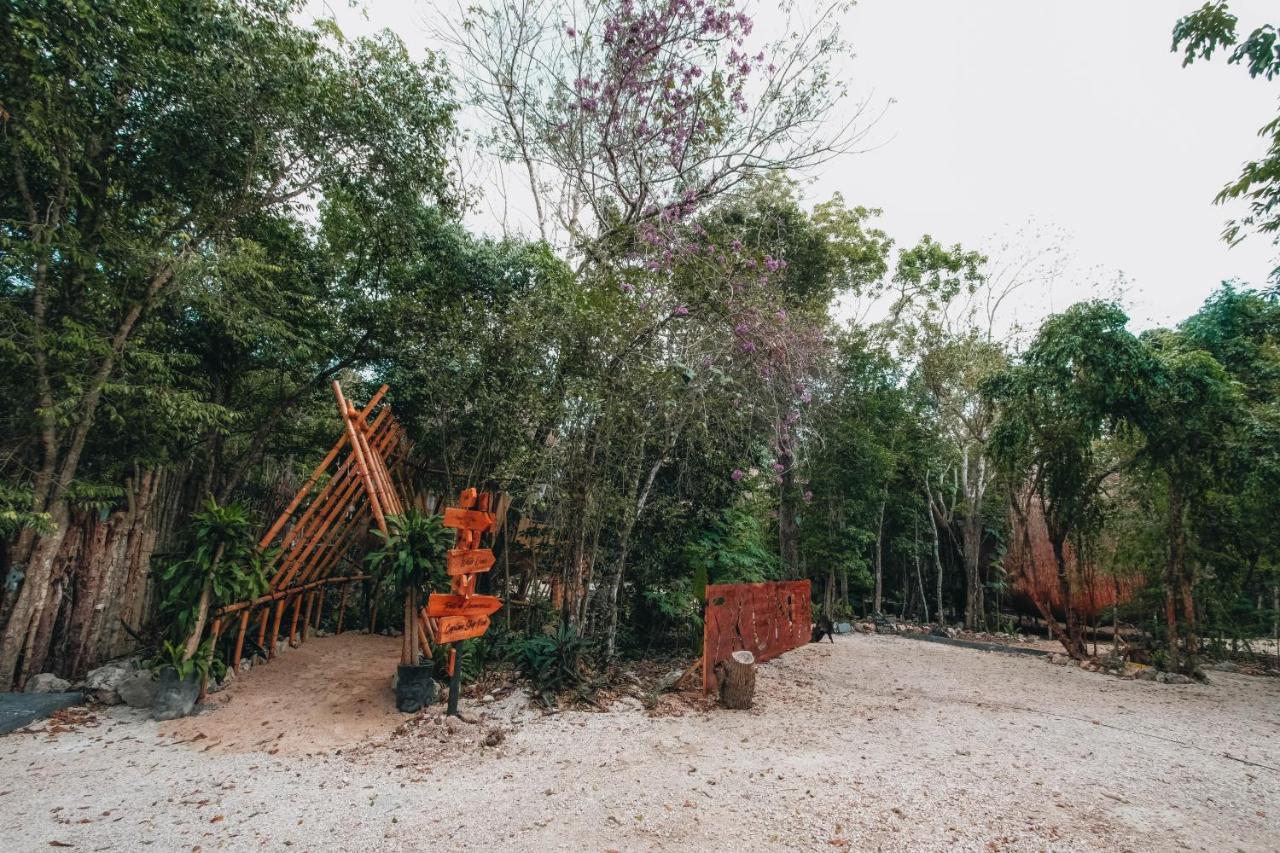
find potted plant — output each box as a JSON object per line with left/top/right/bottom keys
{"left": 151, "top": 498, "right": 270, "bottom": 719}
{"left": 366, "top": 510, "right": 449, "bottom": 712}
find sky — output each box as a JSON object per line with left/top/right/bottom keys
{"left": 309, "top": 0, "right": 1279, "bottom": 332}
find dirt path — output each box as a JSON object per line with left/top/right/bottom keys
{"left": 2, "top": 633, "right": 1277, "bottom": 852}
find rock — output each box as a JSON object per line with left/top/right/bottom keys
{"left": 483, "top": 727, "right": 505, "bottom": 747}
{"left": 1156, "top": 671, "right": 1193, "bottom": 685}
{"left": 117, "top": 670, "right": 158, "bottom": 709}
{"left": 1206, "top": 660, "right": 1239, "bottom": 673}
{"left": 480, "top": 693, "right": 495, "bottom": 703}
{"left": 1135, "top": 667, "right": 1158, "bottom": 681}
{"left": 835, "top": 622, "right": 853, "bottom": 635}
{"left": 238, "top": 657, "right": 252, "bottom": 675}
{"left": 84, "top": 660, "right": 136, "bottom": 704}
{"left": 1047, "top": 653, "right": 1069, "bottom": 666}
{"left": 929, "top": 625, "right": 955, "bottom": 639}
{"left": 152, "top": 667, "right": 200, "bottom": 720}
{"left": 855, "top": 622, "right": 874, "bottom": 634}
{"left": 24, "top": 673, "right": 71, "bottom": 694}
{"left": 313, "top": 628, "right": 327, "bottom": 638}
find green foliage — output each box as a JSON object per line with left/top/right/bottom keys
{"left": 512, "top": 622, "right": 591, "bottom": 707}
{"left": 156, "top": 499, "right": 271, "bottom": 643}
{"left": 145, "top": 638, "right": 223, "bottom": 683}
{"left": 1173, "top": 3, "right": 1280, "bottom": 286}
{"left": 365, "top": 511, "right": 451, "bottom": 595}
{"left": 684, "top": 505, "right": 781, "bottom": 586}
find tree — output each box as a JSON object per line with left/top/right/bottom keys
{"left": 1135, "top": 332, "right": 1241, "bottom": 675}
{"left": 988, "top": 302, "right": 1151, "bottom": 658}
{"left": 1173, "top": 2, "right": 1280, "bottom": 289}
{"left": 0, "top": 0, "right": 457, "bottom": 689}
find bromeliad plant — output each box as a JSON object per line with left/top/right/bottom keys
{"left": 156, "top": 498, "right": 272, "bottom": 669}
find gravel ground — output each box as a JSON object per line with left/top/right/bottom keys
{"left": 1, "top": 632, "right": 1277, "bottom": 852}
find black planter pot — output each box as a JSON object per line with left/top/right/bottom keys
{"left": 152, "top": 666, "right": 200, "bottom": 720}
{"left": 395, "top": 664, "right": 436, "bottom": 713}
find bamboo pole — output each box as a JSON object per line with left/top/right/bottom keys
{"left": 301, "top": 591, "right": 315, "bottom": 642}
{"left": 333, "top": 381, "right": 387, "bottom": 536}
{"left": 315, "top": 588, "right": 326, "bottom": 630}
{"left": 336, "top": 582, "right": 350, "bottom": 634}
{"left": 289, "top": 593, "right": 304, "bottom": 645}
{"left": 268, "top": 599, "right": 286, "bottom": 659}
{"left": 267, "top": 407, "right": 392, "bottom": 588}
{"left": 232, "top": 609, "right": 250, "bottom": 673}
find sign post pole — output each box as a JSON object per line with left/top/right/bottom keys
{"left": 438, "top": 489, "right": 499, "bottom": 718}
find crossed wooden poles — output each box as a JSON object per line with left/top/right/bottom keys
{"left": 210, "top": 381, "right": 501, "bottom": 715}
{"left": 210, "top": 382, "right": 411, "bottom": 676}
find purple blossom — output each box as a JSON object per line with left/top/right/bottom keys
{"left": 803, "top": 490, "right": 814, "bottom": 503}
{"left": 772, "top": 462, "right": 785, "bottom": 473}
{"left": 673, "top": 305, "right": 689, "bottom": 316}
{"left": 741, "top": 340, "right": 757, "bottom": 353}
{"left": 731, "top": 468, "right": 745, "bottom": 482}
{"left": 619, "top": 283, "right": 635, "bottom": 294}
{"left": 566, "top": 26, "right": 577, "bottom": 37}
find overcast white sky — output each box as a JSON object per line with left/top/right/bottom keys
{"left": 314, "top": 0, "right": 1279, "bottom": 331}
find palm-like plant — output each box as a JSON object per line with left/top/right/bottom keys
{"left": 365, "top": 510, "right": 451, "bottom": 664}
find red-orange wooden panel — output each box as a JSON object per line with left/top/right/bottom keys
{"left": 702, "top": 580, "right": 810, "bottom": 694}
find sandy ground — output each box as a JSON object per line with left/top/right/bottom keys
{"left": 1, "top": 632, "right": 1278, "bottom": 852}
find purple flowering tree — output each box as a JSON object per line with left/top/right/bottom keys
{"left": 444, "top": 0, "right": 869, "bottom": 259}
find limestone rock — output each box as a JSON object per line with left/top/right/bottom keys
{"left": 84, "top": 660, "right": 136, "bottom": 704}
{"left": 24, "top": 673, "right": 71, "bottom": 694}
{"left": 117, "top": 670, "right": 158, "bottom": 709}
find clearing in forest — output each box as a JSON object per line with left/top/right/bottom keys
{"left": 1, "top": 632, "right": 1277, "bottom": 852}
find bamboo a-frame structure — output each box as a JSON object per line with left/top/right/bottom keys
{"left": 209, "top": 381, "right": 420, "bottom": 673}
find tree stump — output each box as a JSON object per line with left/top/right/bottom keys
{"left": 718, "top": 650, "right": 756, "bottom": 709}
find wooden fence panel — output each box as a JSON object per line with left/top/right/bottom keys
{"left": 702, "top": 580, "right": 811, "bottom": 693}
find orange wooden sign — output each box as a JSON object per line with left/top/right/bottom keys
{"left": 442, "top": 507, "right": 495, "bottom": 532}
{"left": 426, "top": 593, "right": 502, "bottom": 619}
{"left": 446, "top": 548, "right": 495, "bottom": 576}
{"left": 436, "top": 614, "right": 491, "bottom": 643}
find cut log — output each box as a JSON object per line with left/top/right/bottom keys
{"left": 717, "top": 650, "right": 756, "bottom": 709}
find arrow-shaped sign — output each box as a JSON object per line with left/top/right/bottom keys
{"left": 426, "top": 593, "right": 503, "bottom": 619}
{"left": 446, "top": 547, "right": 496, "bottom": 576}
{"left": 442, "top": 507, "right": 495, "bottom": 532}
{"left": 436, "top": 614, "right": 491, "bottom": 643}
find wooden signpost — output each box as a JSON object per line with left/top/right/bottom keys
{"left": 438, "top": 487, "right": 501, "bottom": 716}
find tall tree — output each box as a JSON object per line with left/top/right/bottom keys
{"left": 0, "top": 0, "right": 457, "bottom": 689}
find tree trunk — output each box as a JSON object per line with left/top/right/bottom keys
{"left": 182, "top": 543, "right": 224, "bottom": 661}
{"left": 717, "top": 650, "right": 756, "bottom": 709}
{"left": 873, "top": 500, "right": 886, "bottom": 614}
{"left": 962, "top": 511, "right": 984, "bottom": 630}
{"left": 0, "top": 509, "right": 69, "bottom": 690}
{"left": 1163, "top": 488, "right": 1184, "bottom": 673}
{"left": 1049, "top": 534, "right": 1087, "bottom": 659}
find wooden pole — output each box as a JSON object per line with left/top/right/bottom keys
{"left": 447, "top": 643, "right": 461, "bottom": 716}
{"left": 333, "top": 381, "right": 387, "bottom": 536}
{"left": 336, "top": 582, "right": 350, "bottom": 634}
{"left": 289, "top": 593, "right": 303, "bottom": 646}
{"left": 301, "top": 591, "right": 315, "bottom": 642}
{"left": 232, "top": 609, "right": 250, "bottom": 673}
{"left": 314, "top": 588, "right": 326, "bottom": 630}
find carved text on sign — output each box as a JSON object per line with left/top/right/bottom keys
{"left": 446, "top": 548, "right": 496, "bottom": 576}
{"left": 437, "top": 614, "right": 491, "bottom": 643}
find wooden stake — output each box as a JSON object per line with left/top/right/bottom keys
{"left": 232, "top": 609, "right": 250, "bottom": 673}
{"left": 336, "top": 582, "right": 350, "bottom": 634}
